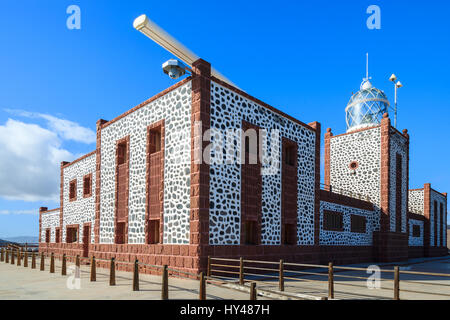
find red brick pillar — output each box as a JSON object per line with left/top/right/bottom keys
{"left": 94, "top": 119, "right": 108, "bottom": 244}
{"left": 60, "top": 162, "right": 69, "bottom": 243}
{"left": 309, "top": 121, "right": 321, "bottom": 247}
{"left": 423, "top": 183, "right": 431, "bottom": 256}
{"left": 190, "top": 59, "right": 211, "bottom": 272}
{"left": 324, "top": 128, "right": 332, "bottom": 187}
{"left": 402, "top": 129, "right": 410, "bottom": 236}
{"left": 380, "top": 113, "right": 391, "bottom": 232}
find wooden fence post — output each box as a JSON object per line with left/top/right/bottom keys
{"left": 328, "top": 262, "right": 334, "bottom": 299}
{"left": 199, "top": 272, "right": 206, "bottom": 300}
{"left": 90, "top": 256, "right": 96, "bottom": 282}
{"left": 109, "top": 258, "right": 116, "bottom": 286}
{"left": 40, "top": 252, "right": 45, "bottom": 271}
{"left": 161, "top": 265, "right": 168, "bottom": 300}
{"left": 207, "top": 256, "right": 211, "bottom": 277}
{"left": 24, "top": 251, "right": 28, "bottom": 268}
{"left": 50, "top": 253, "right": 55, "bottom": 273}
{"left": 11, "top": 249, "right": 15, "bottom": 265}
{"left": 0, "top": 248, "right": 4, "bottom": 262}
{"left": 239, "top": 257, "right": 244, "bottom": 286}
{"left": 31, "top": 252, "right": 36, "bottom": 269}
{"left": 132, "top": 259, "right": 139, "bottom": 291}
{"left": 76, "top": 255, "right": 80, "bottom": 268}
{"left": 5, "top": 249, "right": 9, "bottom": 263}
{"left": 62, "top": 254, "right": 67, "bottom": 276}
{"left": 250, "top": 282, "right": 257, "bottom": 300}
{"left": 17, "top": 249, "right": 21, "bottom": 266}
{"left": 279, "top": 259, "right": 284, "bottom": 291}
{"left": 394, "top": 266, "right": 400, "bottom": 300}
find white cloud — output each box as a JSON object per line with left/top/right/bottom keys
{"left": 0, "top": 119, "right": 76, "bottom": 202}
{"left": 3, "top": 109, "right": 96, "bottom": 144}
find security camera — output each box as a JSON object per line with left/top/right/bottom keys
{"left": 162, "top": 59, "right": 187, "bottom": 79}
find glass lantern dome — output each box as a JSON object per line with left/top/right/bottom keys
{"left": 345, "top": 80, "right": 390, "bottom": 132}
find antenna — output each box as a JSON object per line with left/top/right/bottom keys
{"left": 366, "top": 52, "right": 369, "bottom": 80}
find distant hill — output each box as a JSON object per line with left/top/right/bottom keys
{"left": 0, "top": 239, "right": 18, "bottom": 246}
{"left": 2, "top": 236, "right": 38, "bottom": 244}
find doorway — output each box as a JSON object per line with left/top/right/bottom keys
{"left": 83, "top": 225, "right": 90, "bottom": 257}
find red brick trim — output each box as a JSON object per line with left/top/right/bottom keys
{"left": 145, "top": 120, "right": 165, "bottom": 244}
{"left": 403, "top": 129, "right": 410, "bottom": 235}
{"left": 60, "top": 161, "right": 69, "bottom": 238}
{"left": 62, "top": 151, "right": 96, "bottom": 169}
{"left": 115, "top": 136, "right": 130, "bottom": 244}
{"left": 324, "top": 128, "right": 332, "bottom": 186}
{"left": 408, "top": 211, "right": 425, "bottom": 221}
{"left": 190, "top": 59, "right": 211, "bottom": 250}
{"left": 309, "top": 121, "right": 321, "bottom": 246}
{"left": 94, "top": 119, "right": 108, "bottom": 244}
{"left": 330, "top": 124, "right": 381, "bottom": 139}
{"left": 210, "top": 76, "right": 315, "bottom": 133}
{"left": 82, "top": 173, "right": 93, "bottom": 198}
{"left": 319, "top": 190, "right": 374, "bottom": 211}
{"left": 380, "top": 114, "right": 391, "bottom": 232}
{"left": 102, "top": 77, "right": 192, "bottom": 129}
{"left": 423, "top": 183, "right": 431, "bottom": 254}
{"left": 69, "top": 179, "right": 77, "bottom": 202}
{"left": 409, "top": 188, "right": 424, "bottom": 192}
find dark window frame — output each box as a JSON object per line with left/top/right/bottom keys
{"left": 351, "top": 215, "right": 366, "bottom": 233}
{"left": 323, "top": 210, "right": 344, "bottom": 232}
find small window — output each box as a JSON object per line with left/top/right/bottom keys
{"left": 148, "top": 220, "right": 160, "bottom": 244}
{"left": 412, "top": 225, "right": 421, "bottom": 237}
{"left": 284, "top": 145, "right": 296, "bottom": 166}
{"left": 323, "top": 210, "right": 343, "bottom": 231}
{"left": 83, "top": 174, "right": 92, "bottom": 197}
{"left": 243, "top": 220, "right": 258, "bottom": 245}
{"left": 115, "top": 222, "right": 126, "bottom": 244}
{"left": 117, "top": 141, "right": 127, "bottom": 165}
{"left": 283, "top": 224, "right": 296, "bottom": 245}
{"left": 55, "top": 228, "right": 60, "bottom": 243}
{"left": 66, "top": 227, "right": 78, "bottom": 243}
{"left": 351, "top": 215, "right": 366, "bottom": 233}
{"left": 45, "top": 229, "right": 50, "bottom": 243}
{"left": 149, "top": 127, "right": 162, "bottom": 154}
{"left": 69, "top": 180, "right": 77, "bottom": 201}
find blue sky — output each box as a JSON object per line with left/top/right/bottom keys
{"left": 0, "top": 0, "right": 449, "bottom": 237}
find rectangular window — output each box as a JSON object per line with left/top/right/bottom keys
{"left": 148, "top": 220, "right": 160, "bottom": 244}
{"left": 412, "top": 225, "right": 421, "bottom": 237}
{"left": 323, "top": 210, "right": 343, "bottom": 231}
{"left": 149, "top": 127, "right": 162, "bottom": 154}
{"left": 351, "top": 215, "right": 366, "bottom": 233}
{"left": 115, "top": 222, "right": 126, "bottom": 244}
{"left": 284, "top": 145, "right": 296, "bottom": 166}
{"left": 243, "top": 220, "right": 258, "bottom": 245}
{"left": 55, "top": 228, "right": 60, "bottom": 243}
{"left": 66, "top": 227, "right": 78, "bottom": 243}
{"left": 45, "top": 229, "right": 50, "bottom": 243}
{"left": 83, "top": 174, "right": 92, "bottom": 197}
{"left": 434, "top": 200, "right": 438, "bottom": 246}
{"left": 69, "top": 180, "right": 77, "bottom": 201}
{"left": 117, "top": 141, "right": 127, "bottom": 165}
{"left": 283, "top": 224, "right": 296, "bottom": 245}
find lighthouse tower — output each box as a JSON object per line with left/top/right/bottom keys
{"left": 324, "top": 58, "right": 410, "bottom": 261}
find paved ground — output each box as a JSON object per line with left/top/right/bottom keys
{"left": 0, "top": 256, "right": 449, "bottom": 300}
{"left": 0, "top": 259, "right": 257, "bottom": 300}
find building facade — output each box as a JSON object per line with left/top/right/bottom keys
{"left": 39, "top": 59, "right": 448, "bottom": 274}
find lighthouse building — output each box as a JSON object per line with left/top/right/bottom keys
{"left": 39, "top": 59, "right": 448, "bottom": 274}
